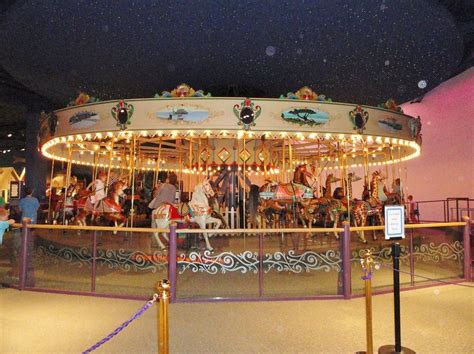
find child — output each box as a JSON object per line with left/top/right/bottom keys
{"left": 407, "top": 195, "right": 419, "bottom": 223}
{"left": 0, "top": 208, "right": 15, "bottom": 246}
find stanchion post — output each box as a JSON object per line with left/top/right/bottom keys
{"left": 357, "top": 249, "right": 375, "bottom": 354}
{"left": 379, "top": 242, "right": 415, "bottom": 354}
{"left": 393, "top": 243, "right": 402, "bottom": 352}
{"left": 462, "top": 216, "right": 471, "bottom": 282}
{"left": 168, "top": 224, "right": 177, "bottom": 302}
{"left": 157, "top": 279, "right": 170, "bottom": 354}
{"left": 19, "top": 221, "right": 29, "bottom": 290}
{"left": 342, "top": 221, "right": 351, "bottom": 299}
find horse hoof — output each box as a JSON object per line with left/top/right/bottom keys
{"left": 206, "top": 248, "right": 214, "bottom": 253}
{"left": 359, "top": 238, "right": 368, "bottom": 244}
{"left": 372, "top": 235, "right": 378, "bottom": 241}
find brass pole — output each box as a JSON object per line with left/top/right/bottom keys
{"left": 359, "top": 249, "right": 375, "bottom": 354}
{"left": 62, "top": 146, "right": 72, "bottom": 225}
{"left": 287, "top": 137, "right": 294, "bottom": 181}
{"left": 130, "top": 136, "right": 136, "bottom": 228}
{"left": 155, "top": 139, "right": 162, "bottom": 186}
{"left": 47, "top": 157, "right": 55, "bottom": 223}
{"left": 188, "top": 139, "right": 193, "bottom": 192}
{"left": 157, "top": 279, "right": 170, "bottom": 354}
{"left": 105, "top": 140, "right": 115, "bottom": 195}
{"left": 281, "top": 138, "right": 286, "bottom": 182}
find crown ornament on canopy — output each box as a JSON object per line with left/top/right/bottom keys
{"left": 154, "top": 83, "right": 211, "bottom": 98}
{"left": 67, "top": 92, "right": 101, "bottom": 107}
{"left": 280, "top": 86, "right": 332, "bottom": 102}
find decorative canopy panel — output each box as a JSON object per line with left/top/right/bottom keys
{"left": 40, "top": 96, "right": 421, "bottom": 173}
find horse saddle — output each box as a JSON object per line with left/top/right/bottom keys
{"left": 368, "top": 197, "right": 380, "bottom": 208}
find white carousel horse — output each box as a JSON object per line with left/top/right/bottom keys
{"left": 151, "top": 178, "right": 222, "bottom": 251}
{"left": 74, "top": 181, "right": 127, "bottom": 233}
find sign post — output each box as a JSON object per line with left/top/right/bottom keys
{"left": 379, "top": 206, "right": 415, "bottom": 354}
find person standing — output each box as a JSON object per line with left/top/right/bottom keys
{"left": 19, "top": 187, "right": 40, "bottom": 224}
{"left": 407, "top": 195, "right": 419, "bottom": 223}
{"left": 149, "top": 173, "right": 178, "bottom": 209}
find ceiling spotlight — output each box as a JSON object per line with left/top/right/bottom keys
{"left": 7, "top": 133, "right": 12, "bottom": 138}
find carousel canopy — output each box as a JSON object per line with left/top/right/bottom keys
{"left": 40, "top": 86, "right": 422, "bottom": 176}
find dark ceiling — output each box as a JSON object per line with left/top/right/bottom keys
{"left": 0, "top": 0, "right": 472, "bottom": 159}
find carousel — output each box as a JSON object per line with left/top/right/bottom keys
{"left": 39, "top": 84, "right": 422, "bottom": 250}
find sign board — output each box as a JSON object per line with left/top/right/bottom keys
{"left": 384, "top": 205, "right": 405, "bottom": 239}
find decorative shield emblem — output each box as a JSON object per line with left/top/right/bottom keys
{"left": 233, "top": 98, "right": 261, "bottom": 130}
{"left": 111, "top": 100, "right": 135, "bottom": 130}
{"left": 349, "top": 105, "right": 369, "bottom": 133}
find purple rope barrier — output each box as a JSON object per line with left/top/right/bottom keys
{"left": 82, "top": 294, "right": 159, "bottom": 353}
{"left": 380, "top": 263, "right": 474, "bottom": 288}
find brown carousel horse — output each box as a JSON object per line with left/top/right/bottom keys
{"left": 258, "top": 165, "right": 315, "bottom": 228}
{"left": 74, "top": 181, "right": 127, "bottom": 232}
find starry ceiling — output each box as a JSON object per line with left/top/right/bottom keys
{"left": 0, "top": 1, "right": 473, "bottom": 116}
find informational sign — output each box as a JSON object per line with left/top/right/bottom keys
{"left": 384, "top": 205, "right": 405, "bottom": 239}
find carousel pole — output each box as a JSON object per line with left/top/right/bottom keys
{"left": 47, "top": 158, "right": 55, "bottom": 223}
{"left": 343, "top": 140, "right": 351, "bottom": 227}
{"left": 281, "top": 138, "right": 286, "bottom": 183}
{"left": 130, "top": 136, "right": 137, "bottom": 228}
{"left": 92, "top": 152, "right": 97, "bottom": 183}
{"left": 397, "top": 146, "right": 404, "bottom": 203}
{"left": 318, "top": 140, "right": 322, "bottom": 196}
{"left": 155, "top": 139, "right": 162, "bottom": 186}
{"left": 243, "top": 134, "right": 247, "bottom": 229}
{"left": 177, "top": 139, "right": 183, "bottom": 193}
{"left": 62, "top": 145, "right": 72, "bottom": 225}
{"left": 188, "top": 138, "right": 193, "bottom": 196}
{"left": 105, "top": 141, "right": 115, "bottom": 195}
{"left": 198, "top": 137, "right": 202, "bottom": 182}
{"left": 288, "top": 136, "right": 293, "bottom": 183}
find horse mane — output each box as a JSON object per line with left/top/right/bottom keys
{"left": 190, "top": 182, "right": 209, "bottom": 207}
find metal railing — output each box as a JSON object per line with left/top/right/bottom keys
{"left": 416, "top": 197, "right": 473, "bottom": 222}
{"left": 1, "top": 219, "right": 470, "bottom": 302}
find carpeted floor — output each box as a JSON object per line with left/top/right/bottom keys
{"left": 1, "top": 284, "right": 473, "bottom": 353}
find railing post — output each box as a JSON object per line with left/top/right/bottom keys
{"left": 462, "top": 216, "right": 471, "bottom": 282}
{"left": 91, "top": 230, "right": 97, "bottom": 293}
{"left": 342, "top": 221, "right": 351, "bottom": 299}
{"left": 19, "top": 221, "right": 29, "bottom": 290}
{"left": 168, "top": 224, "right": 177, "bottom": 302}
{"left": 409, "top": 228, "right": 415, "bottom": 286}
{"left": 258, "top": 231, "right": 264, "bottom": 297}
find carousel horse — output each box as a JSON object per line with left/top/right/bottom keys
{"left": 258, "top": 167, "right": 315, "bottom": 228}
{"left": 151, "top": 178, "right": 222, "bottom": 251}
{"left": 74, "top": 181, "right": 127, "bottom": 232}
{"left": 307, "top": 173, "right": 341, "bottom": 228}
